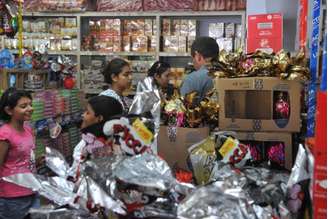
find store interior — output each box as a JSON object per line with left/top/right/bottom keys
{"left": 0, "top": 0, "right": 326, "bottom": 218}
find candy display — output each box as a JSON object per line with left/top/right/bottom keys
{"left": 81, "top": 18, "right": 156, "bottom": 53}
{"left": 4, "top": 140, "right": 314, "bottom": 218}
{"left": 162, "top": 19, "right": 197, "bottom": 53}
{"left": 0, "top": 0, "right": 19, "bottom": 38}
{"left": 97, "top": 0, "right": 143, "bottom": 12}
{"left": 23, "top": 0, "right": 90, "bottom": 12}
{"left": 143, "top": 0, "right": 193, "bottom": 11}
{"left": 4, "top": 18, "right": 78, "bottom": 52}
{"left": 193, "top": 0, "right": 246, "bottom": 11}
{"left": 208, "top": 49, "right": 310, "bottom": 82}
{"left": 162, "top": 90, "right": 219, "bottom": 129}
{"left": 81, "top": 59, "right": 106, "bottom": 94}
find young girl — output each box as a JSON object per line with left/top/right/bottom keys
{"left": 68, "top": 95, "right": 123, "bottom": 180}
{"left": 100, "top": 58, "right": 133, "bottom": 114}
{"left": 0, "top": 88, "right": 36, "bottom": 219}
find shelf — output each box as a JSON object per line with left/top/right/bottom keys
{"left": 23, "top": 11, "right": 245, "bottom": 18}
{"left": 159, "top": 52, "right": 190, "bottom": 57}
{"left": 80, "top": 51, "right": 156, "bottom": 56}
{"left": 23, "top": 12, "right": 81, "bottom": 17}
{"left": 8, "top": 49, "right": 78, "bottom": 56}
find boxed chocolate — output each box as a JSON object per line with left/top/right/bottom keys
{"left": 163, "top": 36, "right": 179, "bottom": 52}
{"left": 172, "top": 19, "right": 181, "bottom": 36}
{"left": 178, "top": 36, "right": 187, "bottom": 53}
{"left": 215, "top": 77, "right": 302, "bottom": 132}
{"left": 162, "top": 19, "right": 171, "bottom": 36}
{"left": 145, "top": 19, "right": 153, "bottom": 36}
{"left": 225, "top": 23, "right": 235, "bottom": 38}
{"left": 234, "top": 132, "right": 293, "bottom": 170}
{"left": 131, "top": 35, "right": 148, "bottom": 52}
{"left": 122, "top": 36, "right": 131, "bottom": 52}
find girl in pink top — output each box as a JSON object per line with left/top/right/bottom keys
{"left": 0, "top": 88, "right": 37, "bottom": 219}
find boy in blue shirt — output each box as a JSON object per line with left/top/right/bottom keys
{"left": 180, "top": 37, "right": 219, "bottom": 104}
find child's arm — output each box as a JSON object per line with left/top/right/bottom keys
{"left": 0, "top": 140, "right": 9, "bottom": 166}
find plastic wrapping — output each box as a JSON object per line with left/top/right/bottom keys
{"left": 143, "top": 0, "right": 193, "bottom": 11}
{"left": 131, "top": 36, "right": 148, "bottom": 52}
{"left": 129, "top": 77, "right": 161, "bottom": 153}
{"left": 178, "top": 183, "right": 257, "bottom": 219}
{"left": 97, "top": 0, "right": 143, "bottom": 12}
{"left": 3, "top": 173, "right": 77, "bottom": 207}
{"left": 113, "top": 153, "right": 175, "bottom": 192}
{"left": 45, "top": 146, "right": 69, "bottom": 178}
{"left": 188, "top": 137, "right": 217, "bottom": 185}
{"left": 39, "top": 0, "right": 88, "bottom": 12}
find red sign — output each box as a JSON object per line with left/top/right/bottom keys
{"left": 313, "top": 91, "right": 327, "bottom": 219}
{"left": 247, "top": 13, "right": 283, "bottom": 53}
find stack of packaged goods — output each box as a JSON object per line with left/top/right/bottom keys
{"left": 208, "top": 22, "right": 242, "bottom": 52}
{"left": 5, "top": 18, "right": 78, "bottom": 52}
{"left": 123, "top": 19, "right": 157, "bottom": 53}
{"left": 162, "top": 18, "right": 196, "bottom": 53}
{"left": 31, "top": 89, "right": 83, "bottom": 161}
{"left": 81, "top": 59, "right": 106, "bottom": 94}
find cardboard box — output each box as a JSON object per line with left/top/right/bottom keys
{"left": 158, "top": 126, "right": 209, "bottom": 170}
{"left": 215, "top": 77, "right": 302, "bottom": 132}
{"left": 234, "top": 132, "right": 293, "bottom": 170}
{"left": 247, "top": 13, "right": 283, "bottom": 53}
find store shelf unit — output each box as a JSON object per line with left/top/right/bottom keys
{"left": 1, "top": 11, "right": 246, "bottom": 92}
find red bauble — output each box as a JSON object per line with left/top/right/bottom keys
{"left": 63, "top": 76, "right": 75, "bottom": 89}
{"left": 275, "top": 99, "right": 290, "bottom": 118}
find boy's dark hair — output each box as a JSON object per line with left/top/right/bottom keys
{"left": 0, "top": 88, "right": 32, "bottom": 121}
{"left": 191, "top": 37, "right": 219, "bottom": 61}
{"left": 102, "top": 58, "right": 130, "bottom": 84}
{"left": 148, "top": 61, "right": 171, "bottom": 77}
{"left": 88, "top": 95, "right": 123, "bottom": 121}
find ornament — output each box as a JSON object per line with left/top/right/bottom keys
{"left": 275, "top": 92, "right": 290, "bottom": 119}
{"left": 63, "top": 76, "right": 75, "bottom": 89}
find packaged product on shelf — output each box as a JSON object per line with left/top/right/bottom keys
{"left": 235, "top": 24, "right": 242, "bottom": 38}
{"left": 49, "top": 37, "right": 61, "bottom": 51}
{"left": 180, "top": 19, "right": 189, "bottom": 36}
{"left": 124, "top": 19, "right": 145, "bottom": 36}
{"left": 23, "top": 0, "right": 40, "bottom": 11}
{"left": 216, "top": 38, "right": 233, "bottom": 52}
{"left": 188, "top": 20, "right": 196, "bottom": 37}
{"left": 208, "top": 23, "right": 217, "bottom": 38}
{"left": 234, "top": 37, "right": 242, "bottom": 51}
{"left": 23, "top": 20, "right": 31, "bottom": 33}
{"left": 113, "top": 36, "right": 122, "bottom": 52}
{"left": 178, "top": 36, "right": 187, "bottom": 53}
{"left": 148, "top": 35, "right": 156, "bottom": 52}
{"left": 131, "top": 35, "right": 148, "bottom": 52}
{"left": 64, "top": 18, "right": 77, "bottom": 28}
{"left": 123, "top": 36, "right": 131, "bottom": 52}
{"left": 145, "top": 19, "right": 153, "bottom": 36}
{"left": 61, "top": 37, "right": 73, "bottom": 51}
{"left": 187, "top": 36, "right": 196, "bottom": 52}
{"left": 143, "top": 0, "right": 193, "bottom": 11}
{"left": 96, "top": 0, "right": 143, "bottom": 11}
{"left": 225, "top": 23, "right": 235, "bottom": 38}
{"left": 163, "top": 36, "right": 179, "bottom": 53}
{"left": 172, "top": 19, "right": 181, "bottom": 36}
{"left": 162, "top": 19, "right": 171, "bottom": 36}
{"left": 152, "top": 19, "right": 157, "bottom": 35}
{"left": 38, "top": 0, "right": 88, "bottom": 12}
{"left": 216, "top": 0, "right": 226, "bottom": 10}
